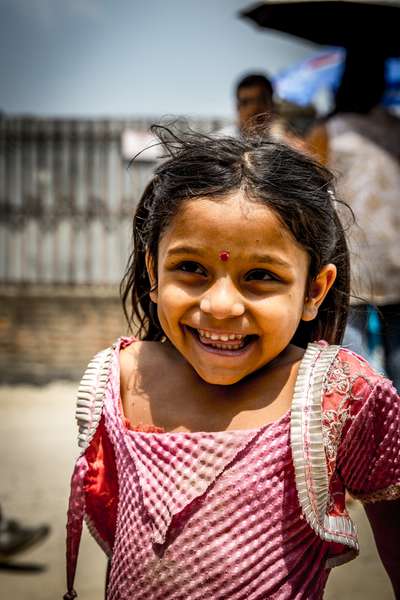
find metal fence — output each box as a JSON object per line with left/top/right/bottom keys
{"left": 0, "top": 116, "right": 223, "bottom": 285}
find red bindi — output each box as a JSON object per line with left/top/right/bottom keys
{"left": 219, "top": 250, "right": 230, "bottom": 262}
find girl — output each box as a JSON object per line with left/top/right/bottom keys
{"left": 65, "top": 129, "right": 400, "bottom": 600}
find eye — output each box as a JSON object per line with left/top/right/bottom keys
{"left": 177, "top": 261, "right": 207, "bottom": 276}
{"left": 244, "top": 269, "right": 278, "bottom": 282}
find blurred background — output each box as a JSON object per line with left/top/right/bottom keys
{"left": 0, "top": 1, "right": 398, "bottom": 598}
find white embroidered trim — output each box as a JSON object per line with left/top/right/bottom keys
{"left": 75, "top": 346, "right": 113, "bottom": 454}
{"left": 291, "top": 342, "right": 359, "bottom": 568}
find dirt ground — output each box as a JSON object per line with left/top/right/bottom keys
{"left": 0, "top": 383, "right": 394, "bottom": 599}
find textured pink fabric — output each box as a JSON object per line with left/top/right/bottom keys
{"left": 99, "top": 340, "right": 332, "bottom": 600}
{"left": 66, "top": 339, "right": 400, "bottom": 598}
{"left": 65, "top": 455, "right": 89, "bottom": 597}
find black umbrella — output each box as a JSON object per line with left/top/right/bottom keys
{"left": 240, "top": 1, "right": 400, "bottom": 56}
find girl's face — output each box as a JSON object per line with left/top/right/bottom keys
{"left": 148, "top": 191, "right": 336, "bottom": 385}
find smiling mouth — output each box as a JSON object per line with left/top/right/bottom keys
{"left": 186, "top": 326, "right": 257, "bottom": 354}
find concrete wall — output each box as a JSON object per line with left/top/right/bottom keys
{"left": 0, "top": 285, "right": 129, "bottom": 384}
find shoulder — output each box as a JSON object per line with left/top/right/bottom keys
{"left": 75, "top": 343, "right": 116, "bottom": 451}
{"left": 334, "top": 346, "right": 384, "bottom": 388}
{"left": 119, "top": 338, "right": 181, "bottom": 411}
{"left": 323, "top": 345, "right": 397, "bottom": 417}
{"left": 119, "top": 338, "right": 172, "bottom": 384}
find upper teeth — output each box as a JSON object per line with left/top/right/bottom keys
{"left": 198, "top": 329, "right": 244, "bottom": 342}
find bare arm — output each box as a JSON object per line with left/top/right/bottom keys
{"left": 365, "top": 498, "right": 400, "bottom": 598}
{"left": 304, "top": 123, "right": 329, "bottom": 165}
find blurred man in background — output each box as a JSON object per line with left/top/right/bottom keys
{"left": 218, "top": 72, "right": 308, "bottom": 153}
{"left": 236, "top": 73, "right": 275, "bottom": 133}
{"left": 218, "top": 72, "right": 275, "bottom": 137}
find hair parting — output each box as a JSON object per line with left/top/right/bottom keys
{"left": 120, "top": 125, "right": 351, "bottom": 347}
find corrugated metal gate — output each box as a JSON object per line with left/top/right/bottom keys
{"left": 0, "top": 116, "right": 222, "bottom": 285}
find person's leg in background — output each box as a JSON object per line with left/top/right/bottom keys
{"left": 0, "top": 504, "right": 50, "bottom": 560}
{"left": 380, "top": 303, "right": 400, "bottom": 391}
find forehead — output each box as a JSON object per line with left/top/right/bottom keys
{"left": 159, "top": 191, "right": 306, "bottom": 259}
{"left": 238, "top": 84, "right": 270, "bottom": 100}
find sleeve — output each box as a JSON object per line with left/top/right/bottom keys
{"left": 336, "top": 376, "right": 400, "bottom": 503}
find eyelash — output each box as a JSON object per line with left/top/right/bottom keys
{"left": 244, "top": 269, "right": 278, "bottom": 282}
{"left": 177, "top": 261, "right": 207, "bottom": 276}
{"left": 176, "top": 262, "right": 278, "bottom": 282}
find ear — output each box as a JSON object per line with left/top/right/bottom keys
{"left": 302, "top": 263, "right": 337, "bottom": 322}
{"left": 145, "top": 250, "right": 158, "bottom": 303}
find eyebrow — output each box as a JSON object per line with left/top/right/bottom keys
{"left": 166, "top": 246, "right": 204, "bottom": 258}
{"left": 247, "top": 253, "right": 293, "bottom": 269}
{"left": 166, "top": 247, "right": 293, "bottom": 269}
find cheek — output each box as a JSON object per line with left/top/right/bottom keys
{"left": 288, "top": 288, "right": 307, "bottom": 307}
{"left": 256, "top": 292, "right": 305, "bottom": 326}
{"left": 157, "top": 284, "right": 192, "bottom": 316}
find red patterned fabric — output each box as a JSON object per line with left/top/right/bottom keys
{"left": 331, "top": 350, "right": 400, "bottom": 501}
{"left": 84, "top": 420, "right": 119, "bottom": 553}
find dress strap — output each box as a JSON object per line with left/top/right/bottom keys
{"left": 290, "top": 342, "right": 359, "bottom": 567}
{"left": 75, "top": 346, "right": 114, "bottom": 454}
{"left": 64, "top": 344, "right": 114, "bottom": 598}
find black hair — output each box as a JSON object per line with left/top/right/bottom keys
{"left": 121, "top": 126, "right": 350, "bottom": 348}
{"left": 236, "top": 73, "right": 274, "bottom": 100}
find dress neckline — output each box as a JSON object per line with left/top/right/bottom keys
{"left": 123, "top": 408, "right": 292, "bottom": 437}
{"left": 115, "top": 338, "right": 325, "bottom": 437}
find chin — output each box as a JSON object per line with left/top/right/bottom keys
{"left": 195, "top": 366, "right": 246, "bottom": 386}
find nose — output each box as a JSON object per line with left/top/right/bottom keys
{"left": 200, "top": 278, "right": 245, "bottom": 319}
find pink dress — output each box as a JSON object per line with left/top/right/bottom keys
{"left": 65, "top": 338, "right": 400, "bottom": 599}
